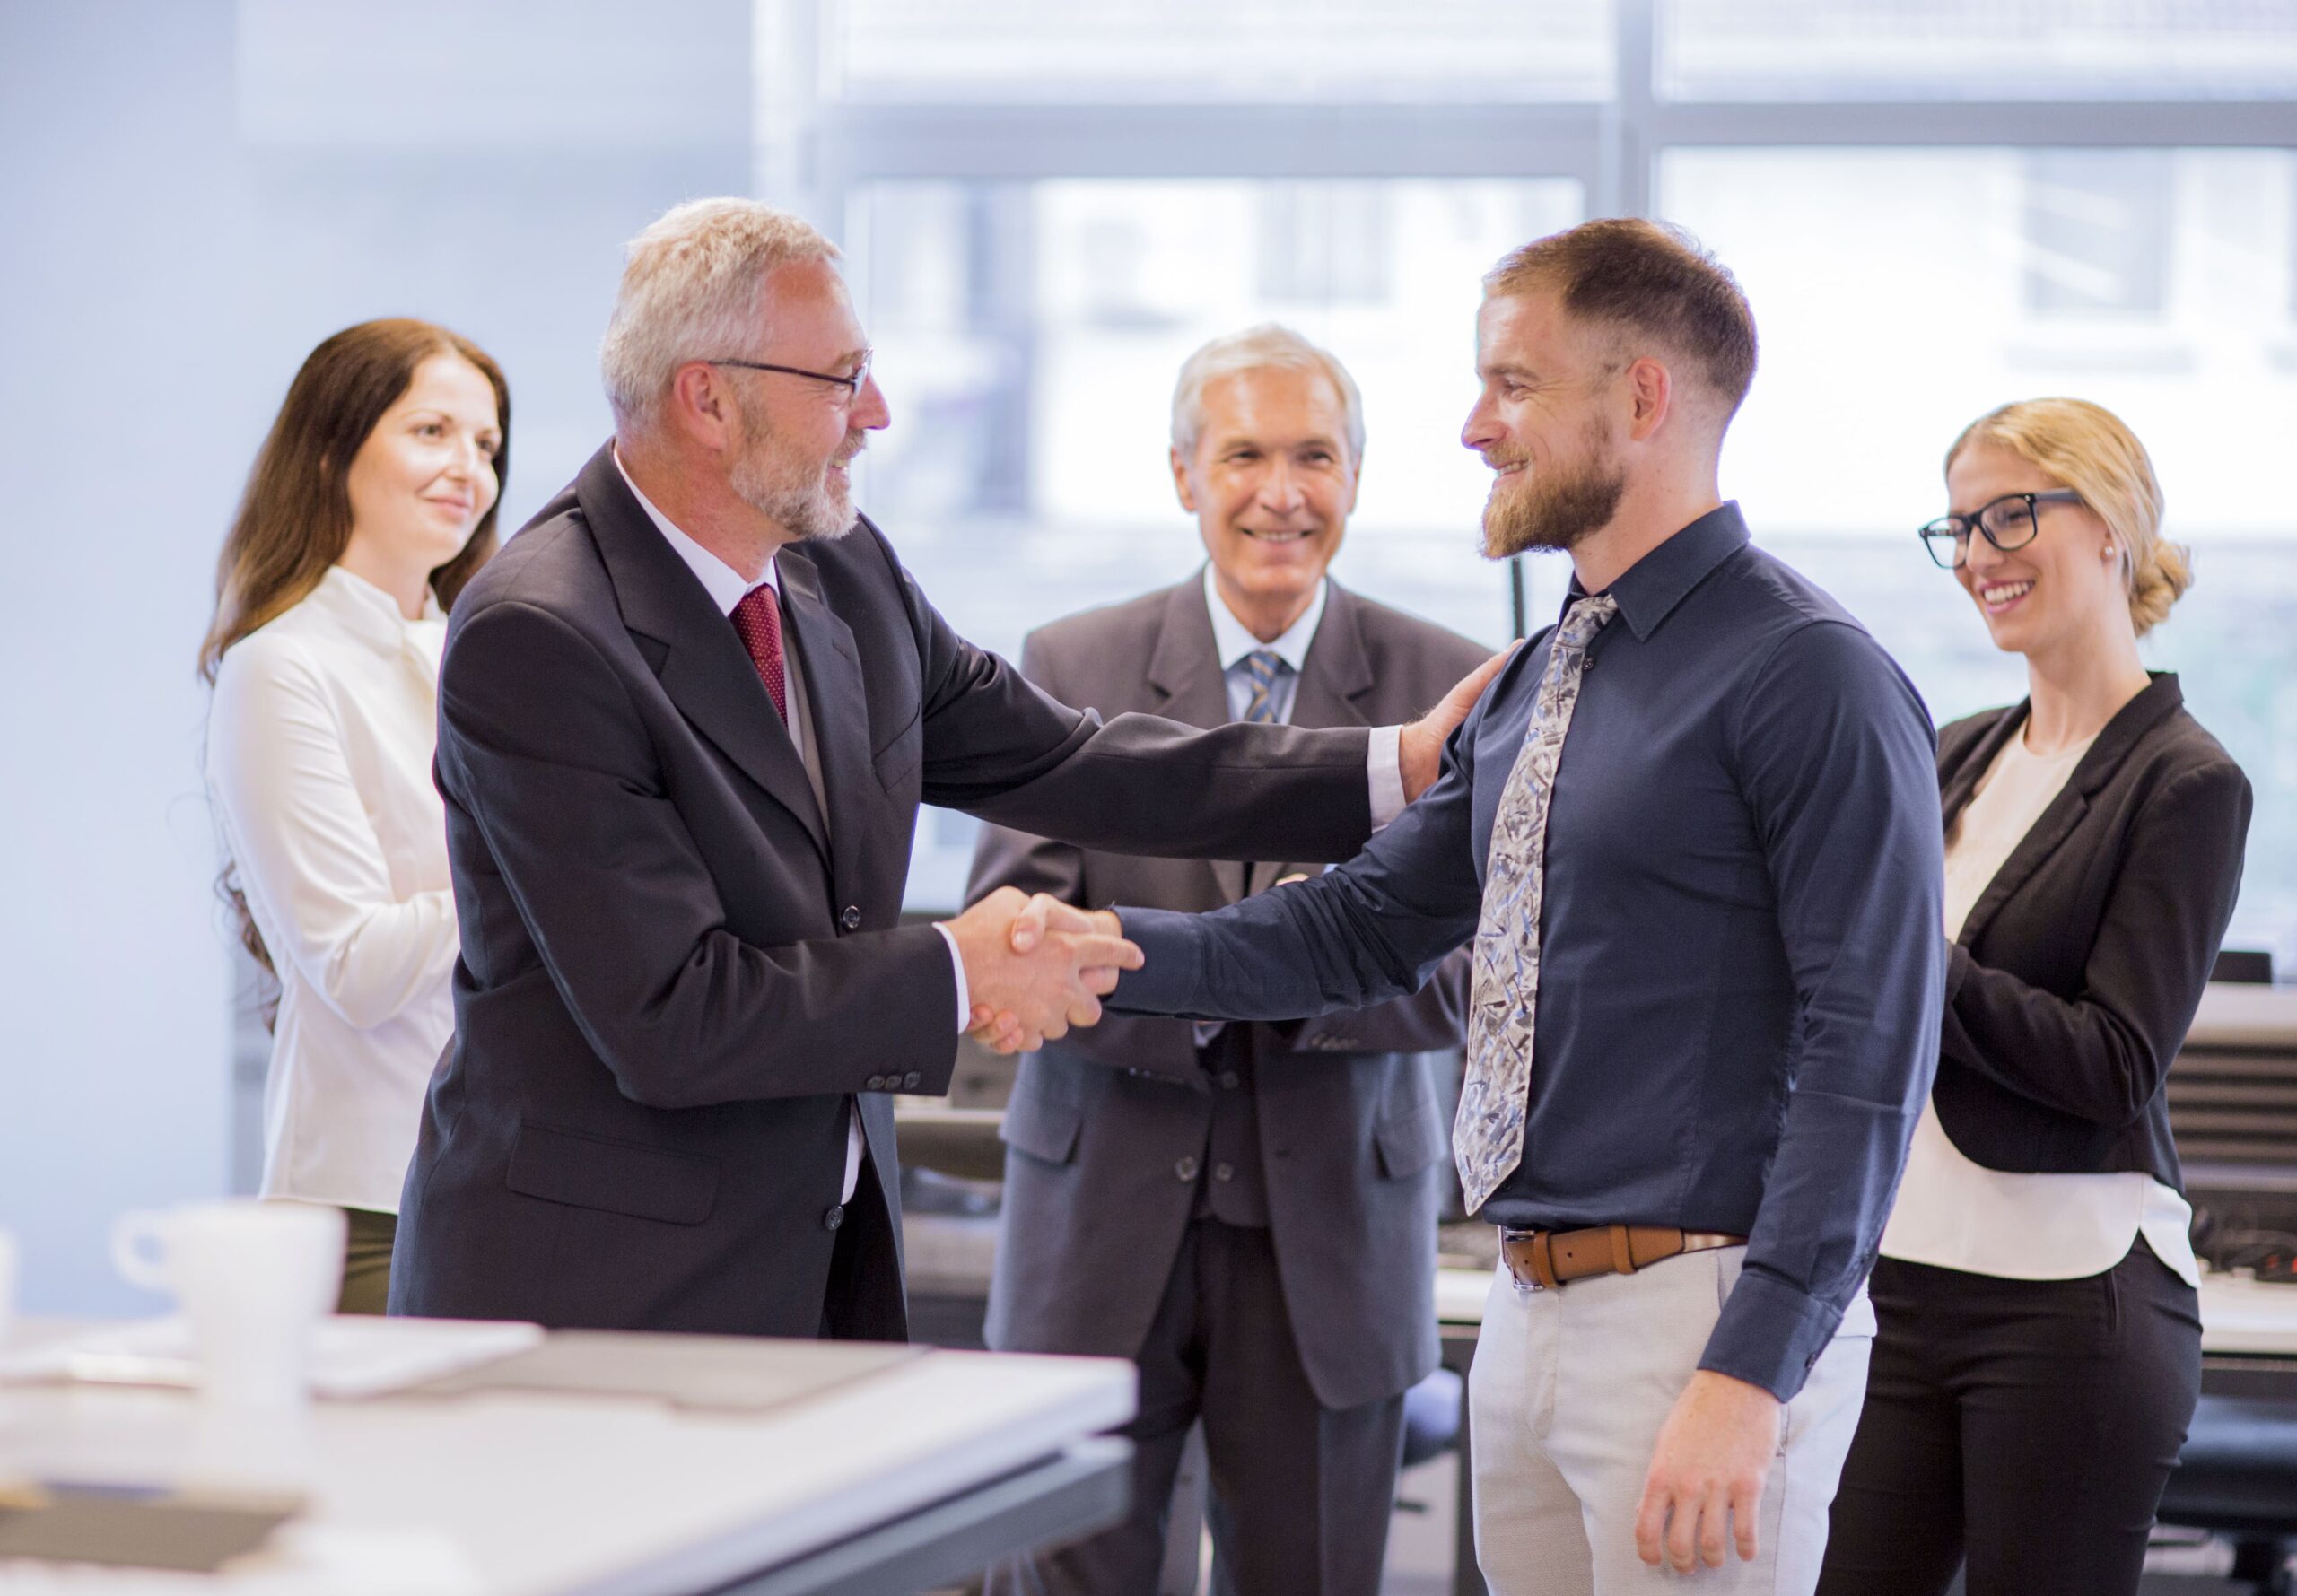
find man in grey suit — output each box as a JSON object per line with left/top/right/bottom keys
{"left": 970, "top": 326, "right": 1490, "bottom": 1596}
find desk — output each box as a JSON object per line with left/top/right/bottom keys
{"left": 1430, "top": 1265, "right": 2297, "bottom": 1596}
{"left": 0, "top": 1326, "right": 1134, "bottom": 1595}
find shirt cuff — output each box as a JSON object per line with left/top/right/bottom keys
{"left": 1367, "top": 724, "right": 1405, "bottom": 831}
{"left": 1696, "top": 1267, "right": 1847, "bottom": 1403}
{"left": 931, "top": 920, "right": 970, "bottom": 1033}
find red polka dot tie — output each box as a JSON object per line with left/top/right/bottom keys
{"left": 731, "top": 583, "right": 788, "bottom": 724}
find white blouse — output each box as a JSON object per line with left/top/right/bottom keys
{"left": 205, "top": 566, "right": 458, "bottom": 1213}
{"left": 1880, "top": 726, "right": 2200, "bottom": 1286}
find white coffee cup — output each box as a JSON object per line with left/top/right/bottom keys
{"left": 111, "top": 1200, "right": 344, "bottom": 1408}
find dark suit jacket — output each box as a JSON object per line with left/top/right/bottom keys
{"left": 968, "top": 578, "right": 1489, "bottom": 1411}
{"left": 1935, "top": 673, "right": 2252, "bottom": 1184}
{"left": 389, "top": 445, "right": 1379, "bottom": 1339}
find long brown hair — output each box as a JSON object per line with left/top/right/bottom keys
{"left": 201, "top": 318, "right": 511, "bottom": 996}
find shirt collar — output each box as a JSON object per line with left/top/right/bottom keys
{"left": 1565, "top": 501, "right": 1751, "bottom": 642}
{"left": 1202, "top": 563, "right": 1327, "bottom": 674}
{"left": 613, "top": 447, "right": 776, "bottom": 617}
{"left": 313, "top": 563, "right": 443, "bottom": 655}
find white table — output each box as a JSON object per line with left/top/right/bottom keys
{"left": 0, "top": 1327, "right": 1136, "bottom": 1595}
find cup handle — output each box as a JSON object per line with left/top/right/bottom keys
{"left": 110, "top": 1211, "right": 171, "bottom": 1293}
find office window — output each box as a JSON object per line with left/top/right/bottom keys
{"left": 847, "top": 177, "right": 1579, "bottom": 905}
{"left": 828, "top": 0, "right": 1615, "bottom": 103}
{"left": 1659, "top": 0, "right": 2297, "bottom": 101}
{"left": 1662, "top": 146, "right": 2297, "bottom": 964}
{"left": 2023, "top": 150, "right": 2175, "bottom": 318}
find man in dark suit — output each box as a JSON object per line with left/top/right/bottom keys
{"left": 388, "top": 200, "right": 1497, "bottom": 1341}
{"left": 970, "top": 327, "right": 1490, "bottom": 1596}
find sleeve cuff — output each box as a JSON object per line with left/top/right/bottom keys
{"left": 1944, "top": 938, "right": 1974, "bottom": 1004}
{"left": 1367, "top": 725, "right": 1406, "bottom": 831}
{"left": 931, "top": 920, "right": 970, "bottom": 1033}
{"left": 1697, "top": 1268, "right": 1846, "bottom": 1403}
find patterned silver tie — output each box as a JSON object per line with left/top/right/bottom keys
{"left": 1455, "top": 593, "right": 1620, "bottom": 1214}
{"left": 1241, "top": 649, "right": 1288, "bottom": 724}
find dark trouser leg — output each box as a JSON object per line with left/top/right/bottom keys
{"left": 1955, "top": 1240, "right": 2201, "bottom": 1596}
{"left": 986, "top": 1221, "right": 1208, "bottom": 1596}
{"left": 1820, "top": 1258, "right": 1966, "bottom": 1596}
{"left": 1821, "top": 1243, "right": 2201, "bottom": 1596}
{"left": 1195, "top": 1221, "right": 1407, "bottom": 1596}
{"left": 821, "top": 1144, "right": 907, "bottom": 1343}
{"left": 336, "top": 1208, "right": 398, "bottom": 1316}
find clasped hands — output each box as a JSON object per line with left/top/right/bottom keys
{"left": 941, "top": 887, "right": 1135, "bottom": 1054}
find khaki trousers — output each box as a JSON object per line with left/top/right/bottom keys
{"left": 1469, "top": 1247, "right": 1873, "bottom": 1595}
{"left": 337, "top": 1208, "right": 397, "bottom": 1316}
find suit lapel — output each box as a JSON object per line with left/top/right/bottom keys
{"left": 1243, "top": 582, "right": 1376, "bottom": 898}
{"left": 1147, "top": 578, "right": 1249, "bottom": 904}
{"left": 579, "top": 446, "right": 829, "bottom": 867}
{"left": 774, "top": 547, "right": 871, "bottom": 903}
{"left": 1952, "top": 676, "right": 2185, "bottom": 948}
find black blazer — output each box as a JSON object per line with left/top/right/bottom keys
{"left": 389, "top": 444, "right": 1378, "bottom": 1339}
{"left": 1935, "top": 674, "right": 2251, "bottom": 1185}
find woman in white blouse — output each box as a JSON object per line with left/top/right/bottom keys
{"left": 199, "top": 319, "right": 508, "bottom": 1313}
{"left": 1820, "top": 399, "right": 2252, "bottom": 1596}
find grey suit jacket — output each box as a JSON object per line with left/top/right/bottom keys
{"left": 389, "top": 447, "right": 1379, "bottom": 1341}
{"left": 970, "top": 575, "right": 1488, "bottom": 1410}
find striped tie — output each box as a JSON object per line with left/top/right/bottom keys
{"left": 1241, "top": 649, "right": 1288, "bottom": 724}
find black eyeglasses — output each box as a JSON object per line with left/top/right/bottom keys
{"left": 704, "top": 353, "right": 871, "bottom": 402}
{"left": 1917, "top": 490, "right": 2083, "bottom": 570}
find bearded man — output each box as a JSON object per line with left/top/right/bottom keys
{"left": 1010, "top": 218, "right": 1946, "bottom": 1593}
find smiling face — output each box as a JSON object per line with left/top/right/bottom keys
{"left": 1462, "top": 287, "right": 1628, "bottom": 559}
{"left": 721, "top": 257, "right": 890, "bottom": 542}
{"left": 1945, "top": 440, "right": 2128, "bottom": 660}
{"left": 342, "top": 353, "right": 502, "bottom": 583}
{"left": 1173, "top": 364, "right": 1358, "bottom": 632}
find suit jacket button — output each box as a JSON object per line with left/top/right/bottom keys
{"left": 1218, "top": 1070, "right": 1241, "bottom": 1089}
{"left": 841, "top": 905, "right": 863, "bottom": 930}
{"left": 865, "top": 1074, "right": 884, "bottom": 1090}
{"left": 1174, "top": 1155, "right": 1200, "bottom": 1182}
{"left": 823, "top": 1205, "right": 844, "bottom": 1232}
{"left": 1214, "top": 1163, "right": 1235, "bottom": 1182}
{"left": 902, "top": 1072, "right": 921, "bottom": 1089}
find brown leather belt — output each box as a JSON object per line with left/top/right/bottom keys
{"left": 1500, "top": 1225, "right": 1748, "bottom": 1292}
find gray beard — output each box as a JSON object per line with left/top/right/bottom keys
{"left": 729, "top": 423, "right": 857, "bottom": 543}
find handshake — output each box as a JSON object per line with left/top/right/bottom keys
{"left": 940, "top": 886, "right": 1140, "bottom": 1055}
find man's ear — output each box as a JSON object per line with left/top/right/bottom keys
{"left": 668, "top": 361, "right": 738, "bottom": 452}
{"left": 1624, "top": 356, "right": 1673, "bottom": 444}
{"left": 1171, "top": 445, "right": 1198, "bottom": 513}
{"left": 1342, "top": 444, "right": 1364, "bottom": 516}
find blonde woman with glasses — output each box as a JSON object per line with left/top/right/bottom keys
{"left": 1819, "top": 399, "right": 2252, "bottom": 1596}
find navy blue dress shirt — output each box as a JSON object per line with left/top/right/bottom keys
{"left": 1111, "top": 504, "right": 1945, "bottom": 1400}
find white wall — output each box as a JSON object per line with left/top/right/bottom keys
{"left": 0, "top": 0, "right": 752, "bottom": 1313}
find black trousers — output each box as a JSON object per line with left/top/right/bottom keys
{"left": 1818, "top": 1240, "right": 2201, "bottom": 1596}
{"left": 987, "top": 1217, "right": 1407, "bottom": 1596}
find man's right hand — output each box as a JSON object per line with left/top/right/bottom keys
{"left": 942, "top": 887, "right": 1141, "bottom": 1054}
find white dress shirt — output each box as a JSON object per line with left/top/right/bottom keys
{"left": 1880, "top": 728, "right": 2201, "bottom": 1286}
{"left": 205, "top": 566, "right": 457, "bottom": 1214}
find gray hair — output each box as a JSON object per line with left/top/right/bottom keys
{"left": 1170, "top": 323, "right": 1366, "bottom": 465}
{"left": 599, "top": 198, "right": 840, "bottom": 430}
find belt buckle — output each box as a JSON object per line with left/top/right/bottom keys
{"left": 1503, "top": 1230, "right": 1552, "bottom": 1295}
